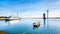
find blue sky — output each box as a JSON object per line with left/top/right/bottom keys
{"left": 0, "top": 0, "right": 60, "bottom": 17}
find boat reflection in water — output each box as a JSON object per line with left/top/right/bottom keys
{"left": 9, "top": 20, "right": 20, "bottom": 24}
{"left": 33, "top": 21, "right": 40, "bottom": 29}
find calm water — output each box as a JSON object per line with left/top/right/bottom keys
{"left": 0, "top": 19, "right": 60, "bottom": 34}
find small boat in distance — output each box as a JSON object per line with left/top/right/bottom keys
{"left": 0, "top": 12, "right": 20, "bottom": 21}
{"left": 0, "top": 16, "right": 20, "bottom": 21}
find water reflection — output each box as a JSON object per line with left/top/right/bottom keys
{"left": 43, "top": 18, "right": 50, "bottom": 31}
{"left": 43, "top": 19, "right": 46, "bottom": 26}
{"left": 5, "top": 20, "right": 20, "bottom": 26}
{"left": 9, "top": 20, "right": 19, "bottom": 24}
{"left": 43, "top": 19, "right": 49, "bottom": 29}
{"left": 47, "top": 19, "right": 49, "bottom": 30}
{"left": 33, "top": 25, "right": 40, "bottom": 29}
{"left": 0, "top": 19, "right": 60, "bottom": 34}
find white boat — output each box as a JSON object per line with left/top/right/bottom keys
{"left": 33, "top": 22, "right": 40, "bottom": 27}
{"left": 5, "top": 16, "right": 20, "bottom": 21}
{"left": 0, "top": 12, "right": 20, "bottom": 21}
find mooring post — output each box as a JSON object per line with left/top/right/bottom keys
{"left": 43, "top": 13, "right": 46, "bottom": 19}
{"left": 47, "top": 10, "right": 49, "bottom": 19}
{"left": 47, "top": 10, "right": 49, "bottom": 29}
{"left": 43, "top": 13, "right": 46, "bottom": 26}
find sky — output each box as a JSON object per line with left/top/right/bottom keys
{"left": 0, "top": 0, "right": 60, "bottom": 18}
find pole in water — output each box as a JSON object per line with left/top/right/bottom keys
{"left": 43, "top": 13, "right": 46, "bottom": 19}
{"left": 43, "top": 13, "right": 46, "bottom": 26}
{"left": 47, "top": 10, "right": 49, "bottom": 29}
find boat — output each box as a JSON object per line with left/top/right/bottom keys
{"left": 0, "top": 12, "right": 20, "bottom": 21}
{"left": 33, "top": 22, "right": 40, "bottom": 27}
{"left": 0, "top": 16, "right": 20, "bottom": 21}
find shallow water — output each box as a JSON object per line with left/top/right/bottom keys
{"left": 0, "top": 19, "right": 60, "bottom": 34}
